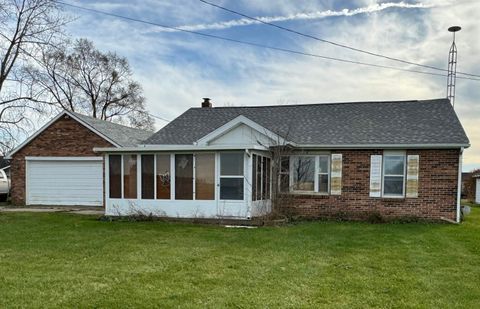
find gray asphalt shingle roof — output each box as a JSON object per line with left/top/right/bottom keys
{"left": 144, "top": 98, "right": 469, "bottom": 146}
{"left": 72, "top": 112, "right": 153, "bottom": 147}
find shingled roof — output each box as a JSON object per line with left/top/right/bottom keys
{"left": 71, "top": 112, "right": 153, "bottom": 147}
{"left": 144, "top": 98, "right": 469, "bottom": 147}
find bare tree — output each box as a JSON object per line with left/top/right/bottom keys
{"left": 25, "top": 38, "right": 155, "bottom": 131}
{"left": 0, "top": 0, "right": 66, "bottom": 153}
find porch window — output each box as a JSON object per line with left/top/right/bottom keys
{"left": 175, "top": 154, "right": 193, "bottom": 200}
{"left": 252, "top": 155, "right": 271, "bottom": 201}
{"left": 141, "top": 155, "right": 154, "bottom": 199}
{"left": 195, "top": 153, "right": 215, "bottom": 200}
{"left": 292, "top": 156, "right": 315, "bottom": 191}
{"left": 156, "top": 154, "right": 171, "bottom": 199}
{"left": 109, "top": 155, "right": 121, "bottom": 198}
{"left": 383, "top": 154, "right": 405, "bottom": 197}
{"left": 220, "top": 153, "right": 244, "bottom": 200}
{"left": 123, "top": 155, "right": 137, "bottom": 199}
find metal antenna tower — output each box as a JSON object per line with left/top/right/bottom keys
{"left": 447, "top": 26, "right": 461, "bottom": 107}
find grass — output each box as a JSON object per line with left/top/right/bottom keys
{"left": 1, "top": 211, "right": 480, "bottom": 308}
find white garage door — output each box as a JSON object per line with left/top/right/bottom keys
{"left": 26, "top": 157, "right": 103, "bottom": 206}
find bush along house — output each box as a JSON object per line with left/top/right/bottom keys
{"left": 7, "top": 98, "right": 469, "bottom": 222}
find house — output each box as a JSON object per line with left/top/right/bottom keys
{"left": 7, "top": 98, "right": 469, "bottom": 222}
{"left": 472, "top": 173, "right": 480, "bottom": 204}
{"left": 7, "top": 111, "right": 152, "bottom": 206}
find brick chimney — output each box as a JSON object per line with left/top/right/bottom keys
{"left": 201, "top": 98, "right": 212, "bottom": 108}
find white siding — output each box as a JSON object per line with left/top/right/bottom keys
{"left": 476, "top": 179, "right": 480, "bottom": 204}
{"left": 26, "top": 158, "right": 103, "bottom": 206}
{"left": 209, "top": 124, "right": 274, "bottom": 146}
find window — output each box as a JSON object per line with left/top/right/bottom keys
{"left": 195, "top": 154, "right": 215, "bottom": 200}
{"left": 383, "top": 154, "right": 405, "bottom": 197}
{"left": 252, "top": 154, "right": 272, "bottom": 201}
{"left": 279, "top": 156, "right": 290, "bottom": 192}
{"left": 220, "top": 153, "right": 244, "bottom": 200}
{"left": 141, "top": 155, "right": 154, "bottom": 199}
{"left": 318, "top": 156, "right": 329, "bottom": 193}
{"left": 109, "top": 155, "right": 121, "bottom": 198}
{"left": 156, "top": 154, "right": 171, "bottom": 199}
{"left": 175, "top": 154, "right": 193, "bottom": 200}
{"left": 292, "top": 156, "right": 315, "bottom": 191}
{"left": 123, "top": 155, "right": 137, "bottom": 199}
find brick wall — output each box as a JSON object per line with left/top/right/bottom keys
{"left": 11, "top": 115, "right": 113, "bottom": 205}
{"left": 277, "top": 149, "right": 460, "bottom": 221}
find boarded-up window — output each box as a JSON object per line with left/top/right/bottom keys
{"left": 123, "top": 155, "right": 137, "bottom": 199}
{"left": 195, "top": 154, "right": 215, "bottom": 200}
{"left": 141, "top": 155, "right": 154, "bottom": 199}
{"left": 156, "top": 154, "right": 171, "bottom": 199}
{"left": 109, "top": 155, "right": 121, "bottom": 198}
{"left": 175, "top": 154, "right": 193, "bottom": 200}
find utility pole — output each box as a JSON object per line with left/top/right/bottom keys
{"left": 447, "top": 26, "right": 461, "bottom": 108}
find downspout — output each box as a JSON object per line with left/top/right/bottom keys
{"left": 456, "top": 147, "right": 464, "bottom": 223}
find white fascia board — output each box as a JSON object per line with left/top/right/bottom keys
{"left": 6, "top": 110, "right": 120, "bottom": 159}
{"left": 25, "top": 156, "right": 103, "bottom": 161}
{"left": 195, "top": 115, "right": 289, "bottom": 146}
{"left": 93, "top": 144, "right": 270, "bottom": 153}
{"left": 294, "top": 143, "right": 469, "bottom": 149}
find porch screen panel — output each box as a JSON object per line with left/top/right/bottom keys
{"left": 109, "top": 155, "right": 121, "bottom": 198}
{"left": 252, "top": 155, "right": 257, "bottom": 201}
{"left": 262, "top": 157, "right": 268, "bottom": 199}
{"left": 175, "top": 154, "right": 193, "bottom": 200}
{"left": 266, "top": 158, "right": 271, "bottom": 199}
{"left": 123, "top": 155, "right": 137, "bottom": 199}
{"left": 156, "top": 154, "right": 171, "bottom": 199}
{"left": 220, "top": 153, "right": 244, "bottom": 200}
{"left": 256, "top": 156, "right": 262, "bottom": 200}
{"left": 141, "top": 155, "right": 154, "bottom": 199}
{"left": 195, "top": 154, "right": 215, "bottom": 200}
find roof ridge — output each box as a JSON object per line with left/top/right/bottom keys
{"left": 189, "top": 98, "right": 448, "bottom": 110}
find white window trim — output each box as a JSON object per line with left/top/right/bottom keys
{"left": 382, "top": 151, "right": 406, "bottom": 198}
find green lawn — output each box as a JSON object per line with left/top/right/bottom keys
{"left": 1, "top": 210, "right": 480, "bottom": 308}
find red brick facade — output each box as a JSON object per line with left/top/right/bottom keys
{"left": 277, "top": 149, "right": 460, "bottom": 221}
{"left": 10, "top": 115, "right": 113, "bottom": 205}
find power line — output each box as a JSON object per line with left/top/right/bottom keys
{"left": 149, "top": 113, "right": 171, "bottom": 123}
{"left": 198, "top": 0, "right": 480, "bottom": 79}
{"left": 55, "top": 1, "right": 480, "bottom": 82}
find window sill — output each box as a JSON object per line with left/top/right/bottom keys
{"left": 381, "top": 195, "right": 405, "bottom": 200}
{"left": 287, "top": 191, "right": 330, "bottom": 196}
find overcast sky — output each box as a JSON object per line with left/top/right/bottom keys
{"left": 61, "top": 0, "right": 479, "bottom": 171}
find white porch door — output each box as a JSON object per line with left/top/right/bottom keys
{"left": 476, "top": 179, "right": 480, "bottom": 204}
{"left": 26, "top": 157, "right": 103, "bottom": 206}
{"left": 217, "top": 152, "right": 248, "bottom": 218}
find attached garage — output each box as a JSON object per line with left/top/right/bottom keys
{"left": 26, "top": 157, "right": 103, "bottom": 206}
{"left": 6, "top": 110, "right": 152, "bottom": 207}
